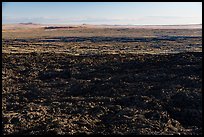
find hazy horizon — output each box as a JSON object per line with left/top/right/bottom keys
{"left": 2, "top": 23, "right": 202, "bottom": 26}
{"left": 2, "top": 2, "right": 202, "bottom": 25}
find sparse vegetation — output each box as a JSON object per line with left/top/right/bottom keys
{"left": 2, "top": 26, "right": 202, "bottom": 135}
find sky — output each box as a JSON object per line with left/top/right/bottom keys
{"left": 2, "top": 2, "right": 202, "bottom": 25}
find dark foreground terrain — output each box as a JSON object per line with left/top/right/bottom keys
{"left": 2, "top": 52, "right": 202, "bottom": 135}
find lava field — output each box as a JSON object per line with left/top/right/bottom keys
{"left": 2, "top": 51, "right": 202, "bottom": 135}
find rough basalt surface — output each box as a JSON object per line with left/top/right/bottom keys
{"left": 2, "top": 52, "right": 202, "bottom": 135}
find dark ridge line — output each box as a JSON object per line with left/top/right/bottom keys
{"left": 2, "top": 36, "right": 202, "bottom": 43}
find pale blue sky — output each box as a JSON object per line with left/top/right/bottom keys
{"left": 2, "top": 2, "right": 202, "bottom": 25}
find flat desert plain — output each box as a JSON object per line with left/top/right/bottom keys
{"left": 2, "top": 24, "right": 202, "bottom": 135}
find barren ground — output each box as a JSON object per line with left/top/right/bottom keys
{"left": 2, "top": 24, "right": 202, "bottom": 135}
